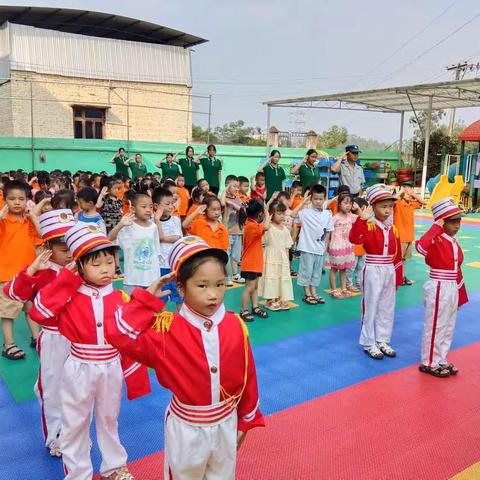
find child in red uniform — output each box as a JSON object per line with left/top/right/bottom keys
{"left": 106, "top": 236, "right": 264, "bottom": 479}
{"left": 250, "top": 172, "right": 267, "bottom": 202}
{"left": 4, "top": 209, "right": 75, "bottom": 457}
{"left": 28, "top": 223, "right": 150, "bottom": 480}
{"left": 350, "top": 185, "right": 403, "bottom": 360}
{"left": 239, "top": 199, "right": 272, "bottom": 322}
{"left": 416, "top": 198, "right": 468, "bottom": 377}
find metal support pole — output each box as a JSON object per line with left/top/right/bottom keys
{"left": 207, "top": 94, "right": 212, "bottom": 145}
{"left": 126, "top": 88, "right": 130, "bottom": 156}
{"left": 265, "top": 105, "right": 271, "bottom": 157}
{"left": 30, "top": 81, "right": 35, "bottom": 171}
{"left": 420, "top": 96, "right": 433, "bottom": 199}
{"left": 398, "top": 111, "right": 404, "bottom": 166}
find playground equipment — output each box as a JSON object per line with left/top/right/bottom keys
{"left": 426, "top": 155, "right": 465, "bottom": 209}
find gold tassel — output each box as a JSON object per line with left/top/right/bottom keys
{"left": 367, "top": 221, "right": 376, "bottom": 231}
{"left": 152, "top": 311, "right": 174, "bottom": 333}
{"left": 120, "top": 290, "right": 130, "bottom": 304}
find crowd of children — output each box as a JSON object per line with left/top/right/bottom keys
{"left": 0, "top": 149, "right": 470, "bottom": 478}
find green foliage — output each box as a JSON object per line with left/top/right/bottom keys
{"left": 192, "top": 121, "right": 265, "bottom": 145}
{"left": 317, "top": 125, "right": 348, "bottom": 149}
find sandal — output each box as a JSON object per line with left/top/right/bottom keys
{"left": 439, "top": 363, "right": 458, "bottom": 375}
{"left": 290, "top": 271, "right": 298, "bottom": 277}
{"left": 252, "top": 307, "right": 268, "bottom": 318}
{"left": 377, "top": 342, "right": 396, "bottom": 358}
{"left": 265, "top": 300, "right": 281, "bottom": 311}
{"left": 239, "top": 310, "right": 254, "bottom": 322}
{"left": 403, "top": 277, "right": 414, "bottom": 286}
{"left": 2, "top": 343, "right": 26, "bottom": 360}
{"left": 346, "top": 285, "right": 360, "bottom": 293}
{"left": 48, "top": 440, "right": 62, "bottom": 458}
{"left": 330, "top": 289, "right": 344, "bottom": 299}
{"left": 312, "top": 295, "right": 326, "bottom": 304}
{"left": 101, "top": 466, "right": 134, "bottom": 480}
{"left": 30, "top": 336, "right": 38, "bottom": 349}
{"left": 364, "top": 345, "right": 384, "bottom": 360}
{"left": 302, "top": 295, "right": 318, "bottom": 305}
{"left": 280, "top": 301, "right": 290, "bottom": 310}
{"left": 419, "top": 364, "right": 450, "bottom": 378}
{"left": 341, "top": 289, "right": 353, "bottom": 298}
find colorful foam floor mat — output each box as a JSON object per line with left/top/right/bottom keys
{"left": 1, "top": 212, "right": 480, "bottom": 479}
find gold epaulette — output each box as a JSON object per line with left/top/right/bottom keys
{"left": 367, "top": 220, "right": 376, "bottom": 231}
{"left": 392, "top": 225, "right": 399, "bottom": 238}
{"left": 152, "top": 311, "right": 174, "bottom": 333}
{"left": 234, "top": 313, "right": 250, "bottom": 338}
{"left": 119, "top": 290, "right": 130, "bottom": 304}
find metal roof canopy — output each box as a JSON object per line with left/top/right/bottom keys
{"left": 0, "top": 6, "right": 208, "bottom": 48}
{"left": 263, "top": 78, "right": 480, "bottom": 197}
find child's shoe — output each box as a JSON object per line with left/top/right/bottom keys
{"left": 101, "top": 466, "right": 134, "bottom": 480}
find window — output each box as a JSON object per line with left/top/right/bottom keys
{"left": 73, "top": 107, "right": 106, "bottom": 139}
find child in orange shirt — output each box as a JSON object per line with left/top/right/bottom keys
{"left": 185, "top": 187, "right": 203, "bottom": 218}
{"left": 176, "top": 174, "right": 190, "bottom": 219}
{"left": 393, "top": 181, "right": 425, "bottom": 285}
{"left": 290, "top": 181, "right": 303, "bottom": 211}
{"left": 237, "top": 176, "right": 251, "bottom": 203}
{"left": 0, "top": 180, "right": 42, "bottom": 360}
{"left": 183, "top": 196, "right": 230, "bottom": 250}
{"left": 239, "top": 199, "right": 272, "bottom": 322}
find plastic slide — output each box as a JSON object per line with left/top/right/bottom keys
{"left": 426, "top": 174, "right": 465, "bottom": 209}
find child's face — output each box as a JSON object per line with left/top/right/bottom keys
{"left": 339, "top": 197, "right": 352, "bottom": 213}
{"left": 92, "top": 177, "right": 101, "bottom": 189}
{"left": 256, "top": 176, "right": 265, "bottom": 187}
{"left": 179, "top": 258, "right": 227, "bottom": 316}
{"left": 176, "top": 176, "right": 185, "bottom": 188}
{"left": 159, "top": 196, "right": 174, "bottom": 217}
{"left": 132, "top": 197, "right": 153, "bottom": 221}
{"left": 443, "top": 217, "right": 461, "bottom": 237}
{"left": 81, "top": 250, "right": 115, "bottom": 287}
{"left": 109, "top": 183, "right": 121, "bottom": 197}
{"left": 77, "top": 198, "right": 94, "bottom": 212}
{"left": 168, "top": 186, "right": 178, "bottom": 197}
{"left": 199, "top": 180, "right": 209, "bottom": 193}
{"left": 153, "top": 173, "right": 161, "bottom": 182}
{"left": 40, "top": 200, "right": 53, "bottom": 213}
{"left": 227, "top": 180, "right": 239, "bottom": 196}
{"left": 239, "top": 181, "right": 249, "bottom": 195}
{"left": 50, "top": 242, "right": 73, "bottom": 266}
{"left": 278, "top": 195, "right": 289, "bottom": 206}
{"left": 373, "top": 200, "right": 394, "bottom": 222}
{"left": 311, "top": 192, "right": 325, "bottom": 210}
{"left": 256, "top": 210, "right": 265, "bottom": 223}
{"left": 5, "top": 188, "right": 27, "bottom": 215}
{"left": 206, "top": 201, "right": 222, "bottom": 221}
{"left": 272, "top": 210, "right": 285, "bottom": 224}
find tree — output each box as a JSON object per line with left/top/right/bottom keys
{"left": 214, "top": 120, "right": 256, "bottom": 144}
{"left": 409, "top": 110, "right": 446, "bottom": 141}
{"left": 192, "top": 124, "right": 218, "bottom": 143}
{"left": 347, "top": 134, "right": 388, "bottom": 151}
{"left": 317, "top": 125, "right": 348, "bottom": 149}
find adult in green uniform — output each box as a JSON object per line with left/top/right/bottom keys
{"left": 129, "top": 153, "right": 148, "bottom": 179}
{"left": 198, "top": 144, "right": 222, "bottom": 195}
{"left": 110, "top": 147, "right": 130, "bottom": 177}
{"left": 258, "top": 149, "right": 286, "bottom": 201}
{"left": 178, "top": 146, "right": 201, "bottom": 192}
{"left": 156, "top": 152, "right": 181, "bottom": 181}
{"left": 291, "top": 149, "right": 321, "bottom": 192}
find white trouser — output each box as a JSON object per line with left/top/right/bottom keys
{"left": 421, "top": 279, "right": 458, "bottom": 368}
{"left": 33, "top": 330, "right": 71, "bottom": 447}
{"left": 360, "top": 264, "right": 396, "bottom": 347}
{"left": 164, "top": 410, "right": 237, "bottom": 480}
{"left": 60, "top": 356, "right": 127, "bottom": 480}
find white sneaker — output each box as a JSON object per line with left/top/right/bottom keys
{"left": 49, "top": 440, "right": 62, "bottom": 457}
{"left": 377, "top": 342, "right": 396, "bottom": 357}
{"left": 232, "top": 274, "right": 245, "bottom": 284}
{"left": 226, "top": 278, "right": 234, "bottom": 287}
{"left": 364, "top": 344, "right": 384, "bottom": 359}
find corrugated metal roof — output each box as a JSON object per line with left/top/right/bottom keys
{"left": 0, "top": 5, "right": 207, "bottom": 48}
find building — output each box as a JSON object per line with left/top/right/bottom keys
{"left": 0, "top": 6, "right": 207, "bottom": 143}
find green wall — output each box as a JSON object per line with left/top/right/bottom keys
{"left": 0, "top": 137, "right": 399, "bottom": 182}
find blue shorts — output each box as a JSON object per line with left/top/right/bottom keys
{"left": 160, "top": 268, "right": 182, "bottom": 304}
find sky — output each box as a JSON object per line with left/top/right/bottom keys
{"left": 5, "top": 0, "right": 480, "bottom": 143}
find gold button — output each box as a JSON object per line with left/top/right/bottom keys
{"left": 210, "top": 366, "right": 218, "bottom": 374}
{"left": 203, "top": 321, "right": 211, "bottom": 329}
{"left": 96, "top": 322, "right": 102, "bottom": 327}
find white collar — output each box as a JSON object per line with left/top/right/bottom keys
{"left": 48, "top": 262, "right": 63, "bottom": 273}
{"left": 78, "top": 282, "right": 113, "bottom": 298}
{"left": 441, "top": 232, "right": 455, "bottom": 244}
{"left": 180, "top": 302, "right": 226, "bottom": 331}
{"left": 375, "top": 218, "right": 391, "bottom": 230}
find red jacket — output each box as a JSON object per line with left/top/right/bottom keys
{"left": 106, "top": 288, "right": 265, "bottom": 433}
{"left": 415, "top": 223, "right": 468, "bottom": 307}
{"left": 27, "top": 268, "right": 151, "bottom": 400}
{"left": 349, "top": 217, "right": 403, "bottom": 286}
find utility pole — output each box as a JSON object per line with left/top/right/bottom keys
{"left": 446, "top": 61, "right": 480, "bottom": 136}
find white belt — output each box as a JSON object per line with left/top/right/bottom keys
{"left": 429, "top": 268, "right": 457, "bottom": 281}
{"left": 365, "top": 254, "right": 394, "bottom": 265}
{"left": 70, "top": 343, "right": 119, "bottom": 363}
{"left": 168, "top": 396, "right": 236, "bottom": 426}
{"left": 42, "top": 325, "right": 60, "bottom": 334}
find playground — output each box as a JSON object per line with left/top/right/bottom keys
{"left": 0, "top": 211, "right": 479, "bottom": 479}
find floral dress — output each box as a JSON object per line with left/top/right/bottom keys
{"left": 325, "top": 212, "right": 356, "bottom": 270}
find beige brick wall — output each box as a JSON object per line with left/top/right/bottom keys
{"left": 8, "top": 71, "right": 192, "bottom": 142}
{"left": 0, "top": 82, "right": 13, "bottom": 136}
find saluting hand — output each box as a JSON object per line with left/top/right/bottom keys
{"left": 26, "top": 250, "right": 52, "bottom": 276}
{"left": 147, "top": 272, "right": 176, "bottom": 298}
{"left": 0, "top": 205, "right": 8, "bottom": 220}
{"left": 359, "top": 205, "right": 373, "bottom": 221}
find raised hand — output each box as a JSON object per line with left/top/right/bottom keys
{"left": 0, "top": 205, "right": 8, "bottom": 220}
{"left": 195, "top": 204, "right": 207, "bottom": 215}
{"left": 26, "top": 250, "right": 52, "bottom": 276}
{"left": 100, "top": 186, "right": 109, "bottom": 197}
{"left": 147, "top": 272, "right": 176, "bottom": 298}
{"left": 119, "top": 213, "right": 136, "bottom": 227}
{"left": 154, "top": 206, "right": 164, "bottom": 222}
{"left": 359, "top": 205, "right": 374, "bottom": 221}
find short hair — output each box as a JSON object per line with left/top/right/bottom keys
{"left": 34, "top": 190, "right": 52, "bottom": 204}
{"left": 3, "top": 180, "right": 30, "bottom": 197}
{"left": 277, "top": 191, "right": 290, "bottom": 201}
{"left": 131, "top": 192, "right": 152, "bottom": 207}
{"left": 166, "top": 152, "right": 174, "bottom": 157}
{"left": 77, "top": 187, "right": 99, "bottom": 204}
{"left": 100, "top": 175, "right": 121, "bottom": 191}
{"left": 225, "top": 175, "right": 238, "bottom": 186}
{"left": 255, "top": 172, "right": 265, "bottom": 180}
{"left": 337, "top": 185, "right": 351, "bottom": 195}
{"left": 51, "top": 189, "right": 76, "bottom": 210}
{"left": 238, "top": 176, "right": 249, "bottom": 184}
{"left": 353, "top": 197, "right": 368, "bottom": 209}
{"left": 268, "top": 200, "right": 287, "bottom": 215}
{"left": 245, "top": 198, "right": 264, "bottom": 219}
{"left": 176, "top": 173, "right": 185, "bottom": 179}
{"left": 310, "top": 184, "right": 326, "bottom": 196}
{"left": 152, "top": 186, "right": 173, "bottom": 204}
{"left": 197, "top": 178, "right": 208, "bottom": 187}
{"left": 291, "top": 180, "right": 302, "bottom": 189}
{"left": 123, "top": 189, "right": 137, "bottom": 204}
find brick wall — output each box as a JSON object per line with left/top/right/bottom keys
{"left": 0, "top": 82, "right": 13, "bottom": 136}
{"left": 7, "top": 71, "right": 192, "bottom": 143}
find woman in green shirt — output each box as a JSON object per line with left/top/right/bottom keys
{"left": 291, "top": 149, "right": 321, "bottom": 192}
{"left": 258, "top": 149, "right": 286, "bottom": 200}
{"left": 156, "top": 152, "right": 181, "bottom": 181}
{"left": 110, "top": 147, "right": 130, "bottom": 178}
{"left": 198, "top": 144, "right": 222, "bottom": 195}
{"left": 178, "top": 146, "right": 202, "bottom": 192}
{"left": 129, "top": 153, "right": 148, "bottom": 179}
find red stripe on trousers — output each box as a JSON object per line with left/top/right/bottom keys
{"left": 36, "top": 331, "right": 48, "bottom": 442}
{"left": 360, "top": 267, "right": 366, "bottom": 329}
{"left": 428, "top": 282, "right": 441, "bottom": 367}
